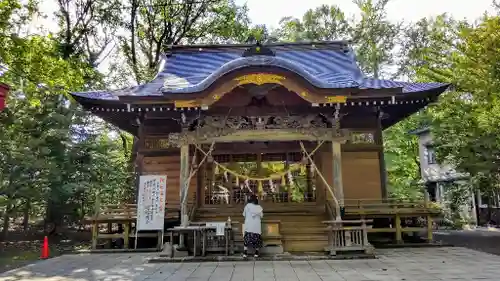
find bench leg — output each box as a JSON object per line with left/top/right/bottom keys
{"left": 157, "top": 231, "right": 162, "bottom": 251}
{"left": 92, "top": 222, "right": 98, "bottom": 250}
{"left": 395, "top": 214, "right": 402, "bottom": 244}
{"left": 427, "top": 215, "right": 433, "bottom": 243}
{"left": 124, "top": 223, "right": 130, "bottom": 249}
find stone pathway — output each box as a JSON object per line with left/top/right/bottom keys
{"left": 1, "top": 247, "right": 500, "bottom": 281}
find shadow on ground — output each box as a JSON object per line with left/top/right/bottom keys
{"left": 435, "top": 229, "right": 500, "bottom": 256}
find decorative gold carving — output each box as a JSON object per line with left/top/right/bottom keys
{"left": 168, "top": 114, "right": 349, "bottom": 144}
{"left": 234, "top": 73, "right": 286, "bottom": 86}
{"left": 300, "top": 91, "right": 308, "bottom": 97}
{"left": 350, "top": 132, "right": 375, "bottom": 144}
{"left": 325, "top": 96, "right": 347, "bottom": 103}
{"left": 213, "top": 94, "right": 220, "bottom": 101}
{"left": 174, "top": 100, "right": 200, "bottom": 108}
{"left": 144, "top": 138, "right": 173, "bottom": 150}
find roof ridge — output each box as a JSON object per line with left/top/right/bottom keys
{"left": 164, "top": 40, "right": 352, "bottom": 52}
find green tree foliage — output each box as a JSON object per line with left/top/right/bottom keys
{"left": 275, "top": 5, "right": 350, "bottom": 42}
{"left": 0, "top": 1, "right": 130, "bottom": 238}
{"left": 382, "top": 15, "right": 462, "bottom": 199}
{"left": 0, "top": 0, "right": 256, "bottom": 238}
{"left": 0, "top": 34, "right": 131, "bottom": 237}
{"left": 2, "top": 0, "right": 500, "bottom": 239}
{"left": 351, "top": 0, "right": 399, "bottom": 78}
{"left": 419, "top": 16, "right": 500, "bottom": 199}
{"left": 273, "top": 0, "right": 412, "bottom": 198}
{"left": 119, "top": 0, "right": 252, "bottom": 84}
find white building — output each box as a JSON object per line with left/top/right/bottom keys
{"left": 411, "top": 127, "right": 479, "bottom": 224}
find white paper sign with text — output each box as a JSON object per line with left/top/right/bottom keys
{"left": 137, "top": 175, "right": 167, "bottom": 231}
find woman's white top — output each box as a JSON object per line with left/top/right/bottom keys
{"left": 243, "top": 203, "right": 263, "bottom": 234}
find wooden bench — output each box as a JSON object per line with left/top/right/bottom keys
{"left": 84, "top": 203, "right": 181, "bottom": 251}
{"left": 342, "top": 199, "right": 442, "bottom": 244}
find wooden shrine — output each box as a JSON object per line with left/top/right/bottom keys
{"left": 72, "top": 41, "right": 448, "bottom": 254}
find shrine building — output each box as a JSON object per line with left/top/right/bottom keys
{"left": 72, "top": 41, "right": 448, "bottom": 253}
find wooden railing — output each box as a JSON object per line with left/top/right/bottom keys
{"left": 323, "top": 219, "right": 373, "bottom": 255}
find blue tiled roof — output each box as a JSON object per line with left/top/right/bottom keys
{"left": 71, "top": 43, "right": 449, "bottom": 101}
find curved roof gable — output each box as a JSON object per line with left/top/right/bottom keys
{"left": 71, "top": 41, "right": 449, "bottom": 101}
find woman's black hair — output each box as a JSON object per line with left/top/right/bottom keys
{"left": 249, "top": 194, "right": 259, "bottom": 205}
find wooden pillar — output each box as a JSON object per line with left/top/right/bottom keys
{"left": 306, "top": 159, "right": 313, "bottom": 202}
{"left": 376, "top": 111, "right": 388, "bottom": 199}
{"left": 256, "top": 153, "right": 263, "bottom": 197}
{"left": 395, "top": 213, "right": 402, "bottom": 244}
{"left": 91, "top": 191, "right": 101, "bottom": 250}
{"left": 179, "top": 145, "right": 190, "bottom": 227}
{"left": 134, "top": 123, "right": 145, "bottom": 202}
{"left": 424, "top": 191, "right": 433, "bottom": 242}
{"left": 285, "top": 153, "right": 291, "bottom": 202}
{"left": 228, "top": 154, "right": 234, "bottom": 205}
{"left": 332, "top": 141, "right": 344, "bottom": 205}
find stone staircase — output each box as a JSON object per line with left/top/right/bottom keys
{"left": 193, "top": 204, "right": 330, "bottom": 253}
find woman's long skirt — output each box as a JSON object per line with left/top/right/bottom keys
{"left": 243, "top": 231, "right": 263, "bottom": 249}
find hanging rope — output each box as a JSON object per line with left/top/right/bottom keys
{"left": 180, "top": 141, "right": 215, "bottom": 206}
{"left": 280, "top": 101, "right": 343, "bottom": 221}
{"left": 299, "top": 141, "right": 341, "bottom": 221}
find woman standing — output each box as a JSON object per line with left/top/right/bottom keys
{"left": 242, "top": 194, "right": 263, "bottom": 258}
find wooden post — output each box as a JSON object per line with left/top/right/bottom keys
{"left": 124, "top": 223, "right": 130, "bottom": 249}
{"left": 362, "top": 219, "right": 369, "bottom": 246}
{"left": 257, "top": 153, "right": 263, "bottom": 197}
{"left": 395, "top": 214, "right": 402, "bottom": 244}
{"left": 332, "top": 141, "right": 344, "bottom": 206}
{"left": 375, "top": 112, "right": 389, "bottom": 199}
{"left": 91, "top": 192, "right": 101, "bottom": 250}
{"left": 285, "top": 153, "right": 291, "bottom": 202}
{"left": 91, "top": 222, "right": 98, "bottom": 250}
{"left": 424, "top": 191, "right": 433, "bottom": 242}
{"left": 228, "top": 154, "right": 234, "bottom": 205}
{"left": 306, "top": 158, "right": 313, "bottom": 201}
{"left": 427, "top": 215, "right": 433, "bottom": 242}
{"left": 180, "top": 145, "right": 190, "bottom": 226}
{"left": 208, "top": 160, "right": 215, "bottom": 204}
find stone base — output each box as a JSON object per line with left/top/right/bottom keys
{"left": 162, "top": 243, "right": 173, "bottom": 257}
{"left": 261, "top": 245, "right": 284, "bottom": 255}
{"left": 173, "top": 245, "right": 189, "bottom": 257}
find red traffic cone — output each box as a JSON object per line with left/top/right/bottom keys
{"left": 40, "top": 236, "right": 49, "bottom": 259}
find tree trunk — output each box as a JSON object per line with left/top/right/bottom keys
{"left": 23, "top": 198, "right": 30, "bottom": 232}
{"left": 2, "top": 201, "right": 11, "bottom": 241}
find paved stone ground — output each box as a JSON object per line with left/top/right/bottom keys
{"left": 1, "top": 247, "right": 500, "bottom": 281}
